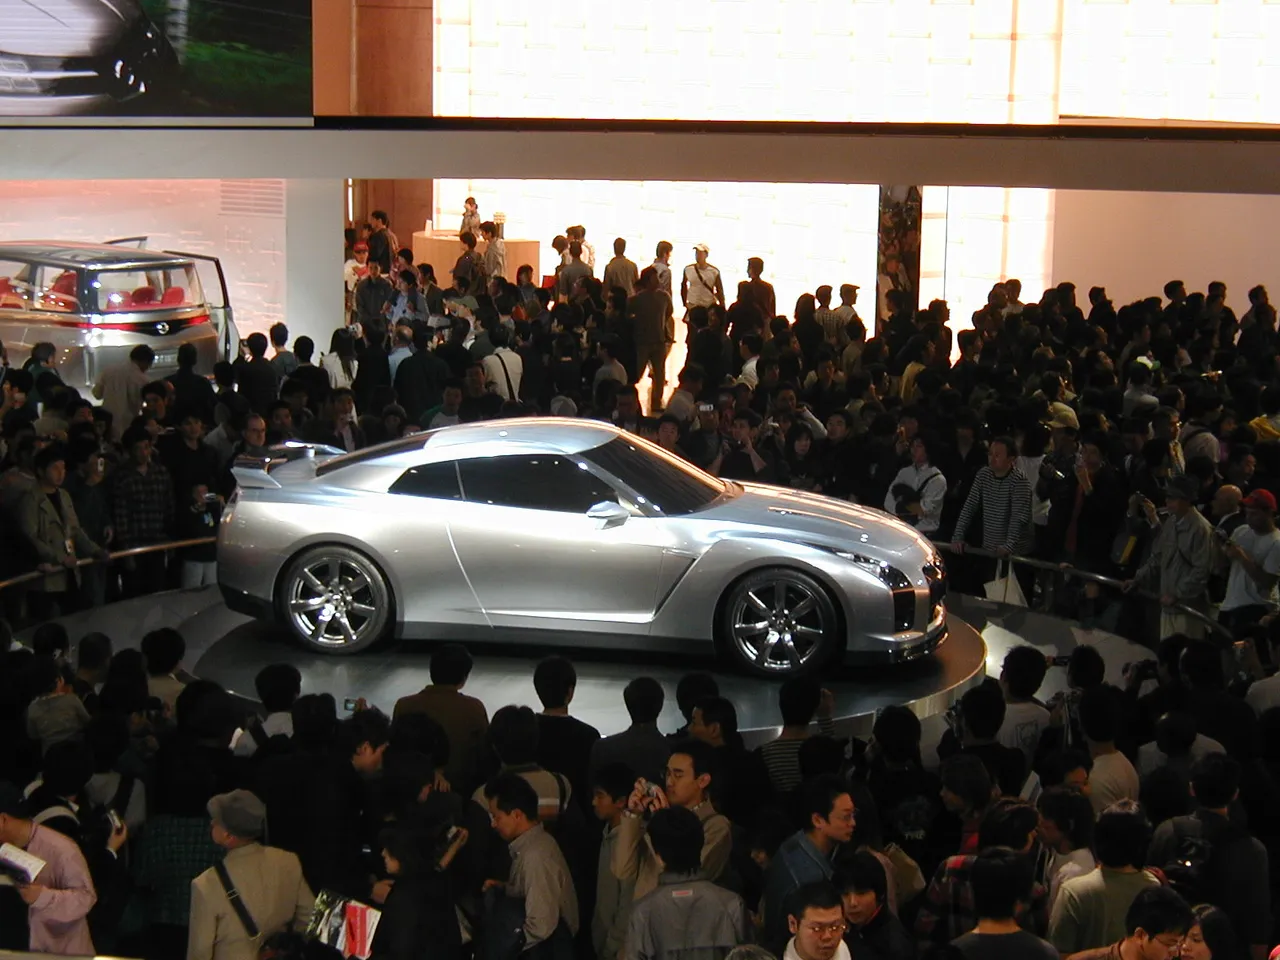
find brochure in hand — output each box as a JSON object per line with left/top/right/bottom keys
{"left": 0, "top": 843, "right": 46, "bottom": 885}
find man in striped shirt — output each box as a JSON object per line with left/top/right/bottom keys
{"left": 950, "top": 436, "right": 1034, "bottom": 585}
{"left": 755, "top": 678, "right": 837, "bottom": 796}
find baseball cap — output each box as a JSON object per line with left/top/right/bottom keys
{"left": 208, "top": 789, "right": 267, "bottom": 840}
{"left": 693, "top": 243, "right": 709, "bottom": 253}
{"left": 1243, "top": 489, "right": 1277, "bottom": 512}
{"left": 1164, "top": 475, "right": 1199, "bottom": 503}
{"left": 353, "top": 242, "right": 369, "bottom": 253}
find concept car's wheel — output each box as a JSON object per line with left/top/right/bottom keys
{"left": 721, "top": 568, "right": 840, "bottom": 678}
{"left": 279, "top": 546, "right": 391, "bottom": 654}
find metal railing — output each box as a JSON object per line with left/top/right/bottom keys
{"left": 931, "top": 541, "right": 1234, "bottom": 642}
{"left": 0, "top": 537, "right": 217, "bottom": 593}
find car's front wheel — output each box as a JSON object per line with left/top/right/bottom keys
{"left": 721, "top": 568, "right": 840, "bottom": 678}
{"left": 279, "top": 546, "right": 391, "bottom": 654}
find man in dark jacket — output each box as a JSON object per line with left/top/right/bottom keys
{"left": 393, "top": 328, "right": 450, "bottom": 423}
{"left": 1145, "top": 752, "right": 1270, "bottom": 959}
{"left": 235, "top": 333, "right": 279, "bottom": 416}
{"left": 838, "top": 851, "right": 914, "bottom": 960}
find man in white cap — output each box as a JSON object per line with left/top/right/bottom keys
{"left": 188, "top": 790, "right": 314, "bottom": 960}
{"left": 680, "top": 244, "right": 725, "bottom": 320}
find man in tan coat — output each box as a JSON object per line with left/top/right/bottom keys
{"left": 187, "top": 790, "right": 314, "bottom": 960}
{"left": 612, "top": 739, "right": 731, "bottom": 901}
{"left": 18, "top": 443, "right": 107, "bottom": 619}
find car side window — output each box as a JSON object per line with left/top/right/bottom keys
{"left": 458, "top": 455, "right": 619, "bottom": 513}
{"left": 0, "top": 261, "right": 35, "bottom": 310}
{"left": 389, "top": 462, "right": 462, "bottom": 500}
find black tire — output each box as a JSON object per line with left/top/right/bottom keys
{"left": 278, "top": 545, "right": 391, "bottom": 655}
{"left": 720, "top": 567, "right": 840, "bottom": 678}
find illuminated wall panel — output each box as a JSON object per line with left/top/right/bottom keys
{"left": 435, "top": 180, "right": 880, "bottom": 324}
{"left": 918, "top": 186, "right": 1055, "bottom": 344}
{"left": 1060, "top": 0, "right": 1280, "bottom": 124}
{"left": 434, "top": 0, "right": 1061, "bottom": 124}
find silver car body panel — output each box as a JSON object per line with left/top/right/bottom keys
{"left": 218, "top": 420, "right": 947, "bottom": 660}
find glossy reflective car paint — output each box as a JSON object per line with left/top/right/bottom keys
{"left": 218, "top": 419, "right": 947, "bottom": 674}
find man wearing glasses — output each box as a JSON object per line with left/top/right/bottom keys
{"left": 784, "top": 882, "right": 850, "bottom": 960}
{"left": 1063, "top": 886, "right": 1192, "bottom": 960}
{"left": 761, "top": 776, "right": 855, "bottom": 952}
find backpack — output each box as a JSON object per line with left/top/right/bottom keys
{"left": 1158, "top": 813, "right": 1247, "bottom": 906}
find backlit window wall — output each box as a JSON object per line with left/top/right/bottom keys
{"left": 434, "top": 179, "right": 881, "bottom": 325}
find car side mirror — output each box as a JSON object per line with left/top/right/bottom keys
{"left": 586, "top": 501, "right": 629, "bottom": 528}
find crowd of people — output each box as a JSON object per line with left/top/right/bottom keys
{"left": 2, "top": 622, "right": 1280, "bottom": 960}
{"left": 0, "top": 212, "right": 1279, "bottom": 960}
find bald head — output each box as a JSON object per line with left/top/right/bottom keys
{"left": 1213, "top": 484, "right": 1242, "bottom": 519}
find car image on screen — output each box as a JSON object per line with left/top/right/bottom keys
{"left": 218, "top": 419, "right": 948, "bottom": 679}
{"left": 0, "top": 0, "right": 179, "bottom": 116}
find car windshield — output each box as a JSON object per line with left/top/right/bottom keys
{"left": 91, "top": 264, "right": 204, "bottom": 312}
{"left": 581, "top": 435, "right": 726, "bottom": 516}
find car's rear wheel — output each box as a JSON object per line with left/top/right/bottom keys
{"left": 279, "top": 546, "right": 390, "bottom": 654}
{"left": 721, "top": 568, "right": 840, "bottom": 678}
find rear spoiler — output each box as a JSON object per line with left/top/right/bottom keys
{"left": 231, "top": 442, "right": 344, "bottom": 490}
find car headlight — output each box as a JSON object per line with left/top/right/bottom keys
{"left": 837, "top": 552, "right": 912, "bottom": 590}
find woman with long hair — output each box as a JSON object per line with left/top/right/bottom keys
{"left": 321, "top": 328, "right": 359, "bottom": 392}
{"left": 784, "top": 423, "right": 823, "bottom": 492}
{"left": 1180, "top": 904, "right": 1244, "bottom": 960}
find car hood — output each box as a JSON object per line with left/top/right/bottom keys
{"left": 1, "top": 0, "right": 141, "bottom": 58}
{"left": 701, "top": 482, "right": 938, "bottom": 567}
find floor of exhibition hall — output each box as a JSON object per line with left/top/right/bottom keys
{"left": 39, "top": 587, "right": 1150, "bottom": 753}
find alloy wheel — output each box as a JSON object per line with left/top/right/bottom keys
{"left": 728, "top": 571, "right": 834, "bottom": 674}
{"left": 285, "top": 553, "right": 384, "bottom": 649}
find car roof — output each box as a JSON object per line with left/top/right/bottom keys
{"left": 314, "top": 417, "right": 625, "bottom": 476}
{"left": 0, "top": 243, "right": 192, "bottom": 271}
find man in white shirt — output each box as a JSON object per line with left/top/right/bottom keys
{"left": 344, "top": 243, "right": 370, "bottom": 293}
{"left": 1220, "top": 488, "right": 1280, "bottom": 632}
{"left": 1078, "top": 687, "right": 1139, "bottom": 815}
{"left": 568, "top": 225, "right": 595, "bottom": 272}
{"left": 234, "top": 664, "right": 299, "bottom": 759}
{"left": 883, "top": 436, "right": 947, "bottom": 535}
{"left": 996, "top": 646, "right": 1051, "bottom": 763}
{"left": 783, "top": 883, "right": 850, "bottom": 960}
{"left": 482, "top": 326, "right": 523, "bottom": 401}
{"left": 737, "top": 335, "right": 763, "bottom": 389}
{"left": 680, "top": 244, "right": 725, "bottom": 319}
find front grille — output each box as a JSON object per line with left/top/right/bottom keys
{"left": 893, "top": 589, "right": 915, "bottom": 632}
{"left": 924, "top": 562, "right": 947, "bottom": 620}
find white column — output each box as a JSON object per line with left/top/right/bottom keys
{"left": 285, "top": 179, "right": 346, "bottom": 352}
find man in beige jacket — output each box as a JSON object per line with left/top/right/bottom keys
{"left": 612, "top": 739, "right": 731, "bottom": 901}
{"left": 187, "top": 790, "right": 314, "bottom": 960}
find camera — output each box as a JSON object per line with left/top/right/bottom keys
{"left": 1125, "top": 659, "right": 1159, "bottom": 682}
{"left": 343, "top": 697, "right": 359, "bottom": 712}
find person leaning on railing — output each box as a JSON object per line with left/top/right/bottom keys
{"left": 1122, "top": 474, "right": 1214, "bottom": 641}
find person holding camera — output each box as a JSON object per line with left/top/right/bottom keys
{"left": 709, "top": 410, "right": 777, "bottom": 483}
{"left": 884, "top": 435, "right": 947, "bottom": 534}
{"left": 612, "top": 739, "right": 731, "bottom": 903}
{"left": 1122, "top": 474, "right": 1214, "bottom": 640}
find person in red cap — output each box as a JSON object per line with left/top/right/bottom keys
{"left": 1219, "top": 487, "right": 1280, "bottom": 632}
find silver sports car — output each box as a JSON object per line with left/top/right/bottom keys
{"left": 218, "top": 418, "right": 947, "bottom": 678}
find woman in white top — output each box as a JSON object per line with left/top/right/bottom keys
{"left": 320, "top": 328, "right": 359, "bottom": 392}
{"left": 884, "top": 435, "right": 947, "bottom": 534}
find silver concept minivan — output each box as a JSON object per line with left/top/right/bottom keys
{"left": 0, "top": 241, "right": 236, "bottom": 392}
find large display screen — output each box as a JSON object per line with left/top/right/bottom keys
{"left": 0, "top": 0, "right": 312, "bottom": 120}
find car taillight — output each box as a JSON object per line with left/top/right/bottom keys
{"left": 188, "top": 313, "right": 211, "bottom": 324}
{"left": 48, "top": 313, "right": 210, "bottom": 331}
